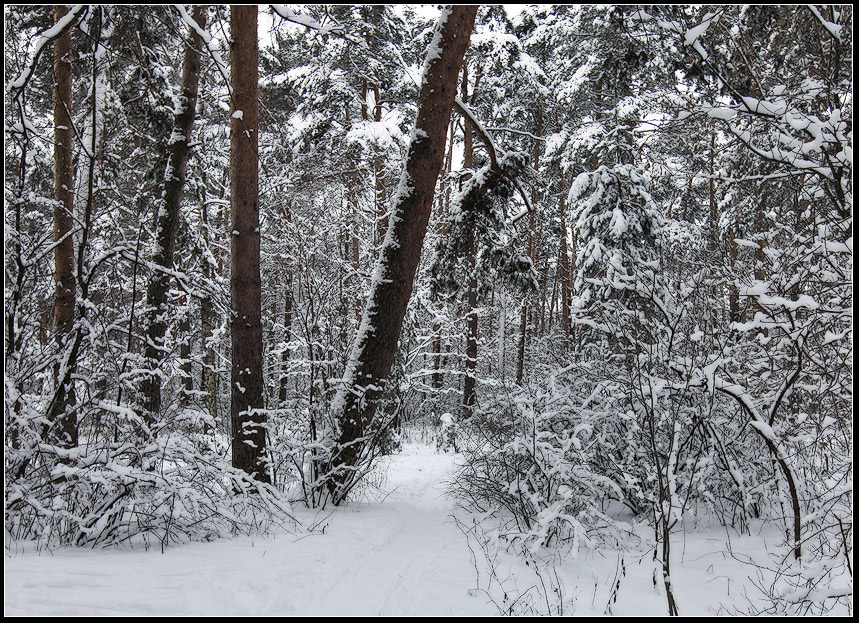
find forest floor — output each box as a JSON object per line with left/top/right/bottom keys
{"left": 4, "top": 443, "right": 812, "bottom": 616}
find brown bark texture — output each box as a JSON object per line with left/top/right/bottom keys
{"left": 140, "top": 5, "right": 207, "bottom": 424}
{"left": 229, "top": 5, "right": 269, "bottom": 483}
{"left": 327, "top": 5, "right": 478, "bottom": 502}
{"left": 51, "top": 4, "right": 78, "bottom": 447}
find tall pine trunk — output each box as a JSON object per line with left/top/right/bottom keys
{"left": 229, "top": 5, "right": 269, "bottom": 483}
{"left": 558, "top": 174, "right": 572, "bottom": 337}
{"left": 431, "top": 119, "right": 455, "bottom": 392}
{"left": 50, "top": 4, "right": 77, "bottom": 448}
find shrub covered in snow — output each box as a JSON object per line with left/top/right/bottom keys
{"left": 452, "top": 380, "right": 638, "bottom": 554}
{"left": 5, "top": 406, "right": 294, "bottom": 550}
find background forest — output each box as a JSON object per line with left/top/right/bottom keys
{"left": 4, "top": 5, "right": 852, "bottom": 615}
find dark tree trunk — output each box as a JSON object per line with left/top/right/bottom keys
{"left": 200, "top": 292, "right": 218, "bottom": 426}
{"left": 728, "top": 227, "right": 740, "bottom": 323}
{"left": 464, "top": 274, "right": 478, "bottom": 416}
{"left": 230, "top": 5, "right": 269, "bottom": 483}
{"left": 327, "top": 5, "right": 478, "bottom": 503}
{"left": 708, "top": 119, "right": 717, "bottom": 251}
{"left": 515, "top": 304, "right": 527, "bottom": 385}
{"left": 432, "top": 322, "right": 443, "bottom": 389}
{"left": 558, "top": 174, "right": 572, "bottom": 337}
{"left": 50, "top": 4, "right": 77, "bottom": 448}
{"left": 140, "top": 5, "right": 207, "bottom": 425}
{"left": 516, "top": 108, "right": 542, "bottom": 384}
{"left": 200, "top": 198, "right": 219, "bottom": 429}
{"left": 431, "top": 120, "right": 456, "bottom": 391}
{"left": 461, "top": 59, "right": 478, "bottom": 419}
{"left": 278, "top": 283, "right": 293, "bottom": 406}
{"left": 178, "top": 299, "right": 193, "bottom": 406}
{"left": 373, "top": 84, "right": 388, "bottom": 243}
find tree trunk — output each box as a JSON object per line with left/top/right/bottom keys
{"left": 431, "top": 119, "right": 456, "bottom": 391}
{"left": 516, "top": 303, "right": 527, "bottom": 385}
{"left": 140, "top": 5, "right": 207, "bottom": 426}
{"left": 327, "top": 5, "right": 478, "bottom": 503}
{"left": 278, "top": 282, "right": 293, "bottom": 405}
{"left": 200, "top": 293, "right": 218, "bottom": 427}
{"left": 708, "top": 119, "right": 717, "bottom": 251}
{"left": 373, "top": 84, "right": 388, "bottom": 243}
{"left": 728, "top": 227, "right": 739, "bottom": 323}
{"left": 230, "top": 5, "right": 269, "bottom": 483}
{"left": 461, "top": 58, "right": 478, "bottom": 419}
{"left": 497, "top": 289, "right": 506, "bottom": 379}
{"left": 516, "top": 105, "right": 542, "bottom": 383}
{"left": 200, "top": 198, "right": 219, "bottom": 429}
{"left": 178, "top": 297, "right": 193, "bottom": 406}
{"left": 558, "top": 175, "right": 572, "bottom": 337}
{"left": 754, "top": 188, "right": 768, "bottom": 281}
{"left": 51, "top": 4, "right": 77, "bottom": 448}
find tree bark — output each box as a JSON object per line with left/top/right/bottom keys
{"left": 278, "top": 282, "right": 293, "bottom": 405}
{"left": 51, "top": 4, "right": 77, "bottom": 448}
{"left": 178, "top": 298, "right": 193, "bottom": 406}
{"left": 200, "top": 197, "right": 219, "bottom": 429}
{"left": 461, "top": 58, "right": 478, "bottom": 419}
{"left": 728, "top": 226, "right": 740, "bottom": 323}
{"left": 431, "top": 119, "right": 456, "bottom": 391}
{"left": 230, "top": 5, "right": 269, "bottom": 483}
{"left": 515, "top": 303, "right": 527, "bottom": 385}
{"left": 558, "top": 175, "right": 572, "bottom": 337}
{"left": 140, "top": 5, "right": 207, "bottom": 425}
{"left": 327, "top": 5, "right": 478, "bottom": 503}
{"left": 516, "top": 105, "right": 542, "bottom": 384}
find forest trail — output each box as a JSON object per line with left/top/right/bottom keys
{"left": 298, "top": 443, "right": 496, "bottom": 616}
{"left": 3, "top": 443, "right": 826, "bottom": 616}
{"left": 4, "top": 444, "right": 497, "bottom": 616}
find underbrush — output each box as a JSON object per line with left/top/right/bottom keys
{"left": 450, "top": 374, "right": 852, "bottom": 615}
{"left": 451, "top": 382, "right": 639, "bottom": 556}
{"left": 5, "top": 407, "right": 295, "bottom": 551}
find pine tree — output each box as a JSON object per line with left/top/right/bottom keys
{"left": 49, "top": 4, "right": 78, "bottom": 448}
{"left": 230, "top": 4, "right": 269, "bottom": 483}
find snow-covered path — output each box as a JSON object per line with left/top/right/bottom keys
{"left": 4, "top": 444, "right": 497, "bottom": 616}
{"left": 5, "top": 443, "right": 802, "bottom": 616}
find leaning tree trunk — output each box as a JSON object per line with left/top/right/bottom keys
{"left": 50, "top": 4, "right": 78, "bottom": 448}
{"left": 229, "top": 4, "right": 269, "bottom": 483}
{"left": 326, "top": 5, "right": 478, "bottom": 504}
{"left": 140, "top": 5, "right": 207, "bottom": 427}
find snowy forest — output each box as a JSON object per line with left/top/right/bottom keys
{"left": 4, "top": 4, "right": 853, "bottom": 616}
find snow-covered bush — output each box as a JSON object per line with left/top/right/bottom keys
{"left": 436, "top": 412, "right": 457, "bottom": 453}
{"left": 453, "top": 379, "right": 636, "bottom": 554}
{"left": 5, "top": 405, "right": 294, "bottom": 550}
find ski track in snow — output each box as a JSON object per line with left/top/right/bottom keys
{"left": 4, "top": 444, "right": 497, "bottom": 617}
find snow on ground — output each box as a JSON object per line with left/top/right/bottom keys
{"left": 3, "top": 443, "right": 810, "bottom": 616}
{"left": 4, "top": 445, "right": 495, "bottom": 616}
